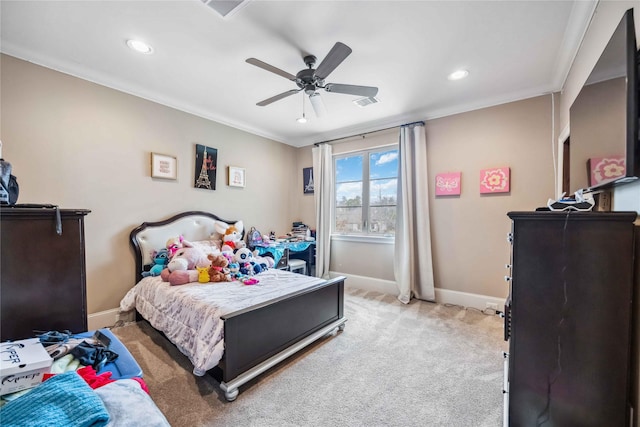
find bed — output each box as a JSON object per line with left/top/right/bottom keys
{"left": 121, "top": 211, "right": 346, "bottom": 401}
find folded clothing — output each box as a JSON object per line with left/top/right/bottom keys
{"left": 95, "top": 379, "right": 170, "bottom": 427}
{"left": 0, "top": 371, "right": 110, "bottom": 427}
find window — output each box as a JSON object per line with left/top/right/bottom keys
{"left": 334, "top": 146, "right": 398, "bottom": 236}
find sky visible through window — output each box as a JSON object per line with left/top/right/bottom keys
{"left": 336, "top": 149, "right": 398, "bottom": 201}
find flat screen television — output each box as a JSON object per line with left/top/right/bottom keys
{"left": 569, "top": 8, "right": 639, "bottom": 194}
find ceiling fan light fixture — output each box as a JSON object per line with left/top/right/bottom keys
{"left": 126, "top": 39, "right": 153, "bottom": 54}
{"left": 448, "top": 69, "right": 469, "bottom": 80}
{"left": 309, "top": 93, "right": 327, "bottom": 117}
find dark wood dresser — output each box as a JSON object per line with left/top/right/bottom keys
{"left": 0, "top": 207, "right": 90, "bottom": 341}
{"left": 504, "top": 211, "right": 637, "bottom": 426}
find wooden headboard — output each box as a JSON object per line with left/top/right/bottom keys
{"left": 129, "top": 211, "right": 239, "bottom": 283}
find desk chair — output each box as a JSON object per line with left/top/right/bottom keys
{"left": 288, "top": 258, "right": 306, "bottom": 275}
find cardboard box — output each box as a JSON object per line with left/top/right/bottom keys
{"left": 0, "top": 338, "right": 52, "bottom": 395}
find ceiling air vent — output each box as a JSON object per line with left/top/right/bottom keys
{"left": 353, "top": 97, "right": 380, "bottom": 107}
{"left": 201, "top": 0, "right": 251, "bottom": 19}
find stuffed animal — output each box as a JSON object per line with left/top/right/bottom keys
{"left": 166, "top": 235, "right": 184, "bottom": 258}
{"left": 254, "top": 254, "right": 275, "bottom": 270}
{"left": 142, "top": 248, "right": 170, "bottom": 277}
{"left": 227, "top": 262, "right": 240, "bottom": 279}
{"left": 234, "top": 247, "right": 264, "bottom": 276}
{"left": 207, "top": 253, "right": 231, "bottom": 282}
{"left": 215, "top": 220, "right": 246, "bottom": 252}
{"left": 197, "top": 266, "right": 210, "bottom": 283}
{"left": 160, "top": 243, "right": 211, "bottom": 286}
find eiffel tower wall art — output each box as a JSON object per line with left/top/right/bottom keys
{"left": 194, "top": 144, "right": 217, "bottom": 190}
{"left": 303, "top": 167, "right": 314, "bottom": 194}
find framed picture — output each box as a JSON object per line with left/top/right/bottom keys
{"left": 303, "top": 167, "right": 314, "bottom": 194}
{"left": 480, "top": 167, "right": 510, "bottom": 194}
{"left": 194, "top": 144, "right": 217, "bottom": 190}
{"left": 435, "top": 172, "right": 461, "bottom": 196}
{"left": 228, "top": 166, "right": 246, "bottom": 188}
{"left": 150, "top": 153, "right": 177, "bottom": 180}
{"left": 588, "top": 156, "right": 625, "bottom": 187}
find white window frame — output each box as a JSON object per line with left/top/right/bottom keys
{"left": 332, "top": 144, "right": 398, "bottom": 241}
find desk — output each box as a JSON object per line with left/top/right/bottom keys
{"left": 253, "top": 241, "right": 315, "bottom": 276}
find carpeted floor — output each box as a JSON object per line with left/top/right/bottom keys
{"left": 111, "top": 287, "right": 507, "bottom": 427}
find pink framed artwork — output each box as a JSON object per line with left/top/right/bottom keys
{"left": 588, "top": 156, "right": 625, "bottom": 187}
{"left": 435, "top": 172, "right": 461, "bottom": 196}
{"left": 480, "top": 167, "right": 510, "bottom": 194}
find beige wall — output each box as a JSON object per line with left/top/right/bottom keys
{"left": 1, "top": 54, "right": 298, "bottom": 313}
{"left": 427, "top": 95, "right": 555, "bottom": 298}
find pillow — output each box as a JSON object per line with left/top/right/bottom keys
{"left": 187, "top": 239, "right": 221, "bottom": 257}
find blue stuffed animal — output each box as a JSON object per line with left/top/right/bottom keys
{"left": 142, "top": 248, "right": 170, "bottom": 277}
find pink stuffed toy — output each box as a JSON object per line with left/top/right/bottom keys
{"left": 166, "top": 235, "right": 184, "bottom": 258}
{"left": 160, "top": 242, "right": 210, "bottom": 286}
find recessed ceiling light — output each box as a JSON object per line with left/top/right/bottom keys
{"left": 448, "top": 69, "right": 469, "bottom": 81}
{"left": 126, "top": 39, "right": 153, "bottom": 54}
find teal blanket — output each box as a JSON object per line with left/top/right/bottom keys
{"left": 0, "top": 372, "right": 110, "bottom": 427}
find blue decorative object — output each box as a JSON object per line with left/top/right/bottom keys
{"left": 142, "top": 248, "right": 170, "bottom": 277}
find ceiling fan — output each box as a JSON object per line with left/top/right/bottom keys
{"left": 246, "top": 42, "right": 378, "bottom": 117}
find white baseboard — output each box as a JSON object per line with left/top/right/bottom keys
{"left": 87, "top": 308, "right": 133, "bottom": 330}
{"left": 330, "top": 271, "right": 399, "bottom": 295}
{"left": 434, "top": 288, "right": 505, "bottom": 312}
{"left": 331, "top": 271, "right": 505, "bottom": 311}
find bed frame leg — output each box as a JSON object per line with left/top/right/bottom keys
{"left": 221, "top": 385, "right": 239, "bottom": 402}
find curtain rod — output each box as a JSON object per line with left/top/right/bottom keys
{"left": 313, "top": 120, "right": 425, "bottom": 146}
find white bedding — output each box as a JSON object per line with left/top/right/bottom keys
{"left": 120, "top": 269, "right": 324, "bottom": 376}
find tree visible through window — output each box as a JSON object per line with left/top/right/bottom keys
{"left": 334, "top": 147, "right": 398, "bottom": 235}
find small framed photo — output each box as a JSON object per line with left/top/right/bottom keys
{"left": 228, "top": 166, "right": 246, "bottom": 188}
{"left": 151, "top": 153, "right": 177, "bottom": 180}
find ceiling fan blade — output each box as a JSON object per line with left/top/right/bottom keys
{"left": 325, "top": 83, "right": 378, "bottom": 98}
{"left": 314, "top": 42, "right": 352, "bottom": 80}
{"left": 256, "top": 89, "right": 300, "bottom": 106}
{"left": 246, "top": 58, "right": 297, "bottom": 81}
{"left": 308, "top": 93, "right": 327, "bottom": 117}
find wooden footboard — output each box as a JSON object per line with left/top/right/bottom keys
{"left": 217, "top": 276, "right": 346, "bottom": 400}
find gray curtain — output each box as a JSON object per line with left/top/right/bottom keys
{"left": 394, "top": 123, "right": 435, "bottom": 303}
{"left": 312, "top": 144, "right": 333, "bottom": 279}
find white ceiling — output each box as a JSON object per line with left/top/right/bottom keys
{"left": 0, "top": 0, "right": 596, "bottom": 147}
